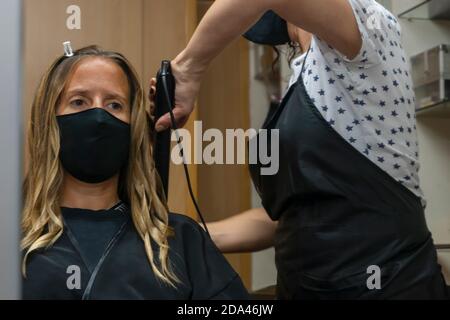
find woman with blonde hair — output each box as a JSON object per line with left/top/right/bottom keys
{"left": 22, "top": 45, "right": 248, "bottom": 300}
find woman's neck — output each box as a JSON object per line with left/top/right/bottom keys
{"left": 59, "top": 172, "right": 120, "bottom": 210}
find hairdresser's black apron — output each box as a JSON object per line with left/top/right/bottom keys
{"left": 249, "top": 50, "right": 448, "bottom": 300}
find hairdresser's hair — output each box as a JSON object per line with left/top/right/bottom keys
{"left": 22, "top": 45, "right": 179, "bottom": 286}
{"left": 272, "top": 42, "right": 301, "bottom": 69}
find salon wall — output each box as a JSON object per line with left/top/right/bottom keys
{"left": 390, "top": 0, "right": 450, "bottom": 284}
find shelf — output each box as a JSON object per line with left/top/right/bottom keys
{"left": 416, "top": 99, "right": 450, "bottom": 117}
{"left": 398, "top": 0, "right": 450, "bottom": 20}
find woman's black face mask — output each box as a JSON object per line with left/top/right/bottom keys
{"left": 243, "top": 10, "right": 291, "bottom": 46}
{"left": 56, "top": 108, "right": 130, "bottom": 183}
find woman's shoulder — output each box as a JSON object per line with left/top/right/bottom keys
{"left": 167, "top": 212, "right": 222, "bottom": 263}
{"left": 169, "top": 212, "right": 199, "bottom": 224}
{"left": 167, "top": 213, "right": 249, "bottom": 299}
{"left": 168, "top": 212, "right": 205, "bottom": 234}
{"left": 167, "top": 213, "right": 213, "bottom": 248}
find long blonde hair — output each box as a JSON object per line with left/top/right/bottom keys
{"left": 22, "top": 45, "right": 179, "bottom": 286}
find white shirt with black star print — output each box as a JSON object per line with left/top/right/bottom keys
{"left": 287, "top": 0, "right": 424, "bottom": 203}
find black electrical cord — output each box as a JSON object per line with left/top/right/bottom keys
{"left": 161, "top": 75, "right": 210, "bottom": 238}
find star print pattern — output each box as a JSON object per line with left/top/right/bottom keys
{"left": 286, "top": 0, "right": 424, "bottom": 202}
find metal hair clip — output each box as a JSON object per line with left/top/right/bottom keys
{"left": 63, "top": 41, "right": 74, "bottom": 57}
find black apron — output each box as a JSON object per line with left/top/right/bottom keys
{"left": 249, "top": 49, "right": 449, "bottom": 300}
{"left": 23, "top": 210, "right": 249, "bottom": 300}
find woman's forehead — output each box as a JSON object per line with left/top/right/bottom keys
{"left": 64, "top": 57, "right": 130, "bottom": 99}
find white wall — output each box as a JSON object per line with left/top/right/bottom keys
{"left": 0, "top": 0, "right": 22, "bottom": 299}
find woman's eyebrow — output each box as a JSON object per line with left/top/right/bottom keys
{"left": 66, "top": 88, "right": 90, "bottom": 97}
{"left": 65, "top": 89, "right": 128, "bottom": 103}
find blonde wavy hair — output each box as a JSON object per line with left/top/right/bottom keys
{"left": 22, "top": 45, "right": 179, "bottom": 286}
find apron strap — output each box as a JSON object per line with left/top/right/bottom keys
{"left": 299, "top": 46, "right": 312, "bottom": 80}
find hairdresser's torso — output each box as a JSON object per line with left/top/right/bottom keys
{"left": 249, "top": 0, "right": 446, "bottom": 299}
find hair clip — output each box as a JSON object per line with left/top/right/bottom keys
{"left": 63, "top": 41, "right": 74, "bottom": 57}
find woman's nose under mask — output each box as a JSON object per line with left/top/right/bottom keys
{"left": 56, "top": 108, "right": 130, "bottom": 183}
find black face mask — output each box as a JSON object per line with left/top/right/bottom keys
{"left": 56, "top": 108, "right": 131, "bottom": 184}
{"left": 243, "top": 11, "right": 291, "bottom": 46}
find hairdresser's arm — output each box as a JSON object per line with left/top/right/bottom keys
{"left": 207, "top": 207, "right": 278, "bottom": 253}
{"left": 155, "top": 0, "right": 361, "bottom": 131}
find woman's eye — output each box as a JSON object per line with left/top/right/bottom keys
{"left": 69, "top": 99, "right": 86, "bottom": 108}
{"left": 106, "top": 102, "right": 123, "bottom": 111}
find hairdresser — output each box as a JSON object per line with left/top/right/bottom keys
{"left": 154, "top": 0, "right": 449, "bottom": 299}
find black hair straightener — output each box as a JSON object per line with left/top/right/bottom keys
{"left": 154, "top": 61, "right": 209, "bottom": 236}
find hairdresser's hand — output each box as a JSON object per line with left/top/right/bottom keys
{"left": 154, "top": 53, "right": 204, "bottom": 132}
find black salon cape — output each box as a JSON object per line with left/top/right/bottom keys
{"left": 22, "top": 206, "right": 249, "bottom": 300}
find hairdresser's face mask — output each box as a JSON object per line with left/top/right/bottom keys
{"left": 243, "top": 10, "right": 291, "bottom": 46}
{"left": 56, "top": 108, "right": 130, "bottom": 183}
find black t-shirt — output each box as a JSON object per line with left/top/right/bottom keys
{"left": 23, "top": 203, "right": 249, "bottom": 299}
{"left": 61, "top": 202, "right": 128, "bottom": 272}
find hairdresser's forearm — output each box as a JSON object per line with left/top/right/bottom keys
{"left": 173, "top": 0, "right": 272, "bottom": 75}
{"left": 207, "top": 207, "right": 277, "bottom": 253}
{"left": 174, "top": 0, "right": 361, "bottom": 73}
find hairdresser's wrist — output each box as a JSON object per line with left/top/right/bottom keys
{"left": 172, "top": 49, "right": 208, "bottom": 80}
